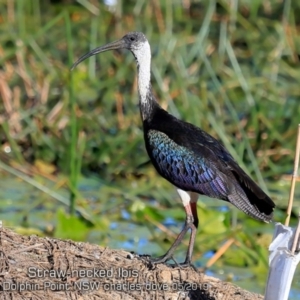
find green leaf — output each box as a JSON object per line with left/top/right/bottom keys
{"left": 54, "top": 208, "right": 91, "bottom": 240}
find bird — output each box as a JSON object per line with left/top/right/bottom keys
{"left": 72, "top": 32, "right": 275, "bottom": 266}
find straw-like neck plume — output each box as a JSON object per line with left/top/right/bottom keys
{"left": 130, "top": 38, "right": 156, "bottom": 121}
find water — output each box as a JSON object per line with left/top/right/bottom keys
{"left": 0, "top": 171, "right": 299, "bottom": 298}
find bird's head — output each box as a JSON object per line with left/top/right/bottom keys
{"left": 71, "top": 32, "right": 149, "bottom": 70}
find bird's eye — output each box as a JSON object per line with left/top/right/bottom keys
{"left": 130, "top": 37, "right": 135, "bottom": 41}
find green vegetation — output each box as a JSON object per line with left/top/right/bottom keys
{"left": 0, "top": 0, "right": 299, "bottom": 295}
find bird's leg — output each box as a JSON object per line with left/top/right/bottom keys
{"left": 149, "top": 190, "right": 198, "bottom": 266}
{"left": 182, "top": 201, "right": 199, "bottom": 266}
{"left": 149, "top": 206, "right": 194, "bottom": 264}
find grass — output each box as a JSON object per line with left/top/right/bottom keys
{"left": 1, "top": 0, "right": 298, "bottom": 183}
{"left": 0, "top": 0, "right": 300, "bottom": 292}
{"left": 65, "top": 10, "right": 79, "bottom": 215}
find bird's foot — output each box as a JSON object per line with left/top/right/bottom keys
{"left": 148, "top": 255, "right": 172, "bottom": 264}
{"left": 139, "top": 253, "right": 174, "bottom": 269}
{"left": 168, "top": 257, "right": 197, "bottom": 270}
{"left": 142, "top": 254, "right": 197, "bottom": 271}
{"left": 178, "top": 261, "right": 198, "bottom": 272}
{"left": 148, "top": 255, "right": 171, "bottom": 268}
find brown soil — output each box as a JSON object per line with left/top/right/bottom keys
{"left": 0, "top": 225, "right": 263, "bottom": 300}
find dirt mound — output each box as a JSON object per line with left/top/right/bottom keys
{"left": 0, "top": 225, "right": 263, "bottom": 299}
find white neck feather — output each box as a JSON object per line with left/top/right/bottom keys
{"left": 133, "top": 41, "right": 151, "bottom": 106}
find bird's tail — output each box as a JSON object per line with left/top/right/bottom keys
{"left": 228, "top": 189, "right": 274, "bottom": 222}
{"left": 228, "top": 169, "right": 275, "bottom": 222}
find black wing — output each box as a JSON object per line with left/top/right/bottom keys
{"left": 144, "top": 109, "right": 275, "bottom": 222}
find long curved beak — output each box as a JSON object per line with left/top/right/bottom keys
{"left": 71, "top": 38, "right": 127, "bottom": 70}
